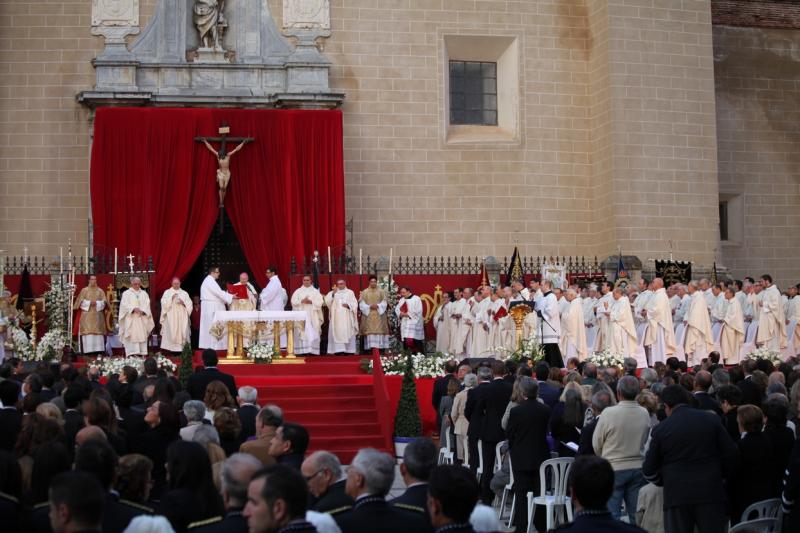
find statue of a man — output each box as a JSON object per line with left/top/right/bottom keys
{"left": 202, "top": 138, "right": 249, "bottom": 207}
{"left": 194, "top": 0, "right": 224, "bottom": 49}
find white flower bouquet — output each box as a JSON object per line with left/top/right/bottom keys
{"left": 93, "top": 353, "right": 177, "bottom": 376}
{"left": 587, "top": 349, "right": 626, "bottom": 368}
{"left": 746, "top": 347, "right": 783, "bottom": 365}
{"left": 492, "top": 336, "right": 545, "bottom": 363}
{"left": 35, "top": 329, "right": 67, "bottom": 362}
{"left": 9, "top": 325, "right": 34, "bottom": 361}
{"left": 375, "top": 352, "right": 450, "bottom": 378}
{"left": 246, "top": 343, "right": 275, "bottom": 364}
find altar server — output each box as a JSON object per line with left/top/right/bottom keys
{"left": 396, "top": 286, "right": 425, "bottom": 352}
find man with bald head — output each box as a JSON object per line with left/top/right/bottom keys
{"left": 118, "top": 277, "right": 154, "bottom": 356}
{"left": 75, "top": 425, "right": 108, "bottom": 448}
{"left": 302, "top": 451, "right": 354, "bottom": 516}
{"left": 160, "top": 277, "right": 192, "bottom": 352}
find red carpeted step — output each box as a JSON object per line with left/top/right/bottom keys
{"left": 260, "top": 396, "right": 375, "bottom": 410}
{"left": 310, "top": 434, "right": 387, "bottom": 449}
{"left": 303, "top": 422, "right": 383, "bottom": 434}
{"left": 279, "top": 408, "right": 379, "bottom": 424}
{"left": 253, "top": 383, "right": 373, "bottom": 398}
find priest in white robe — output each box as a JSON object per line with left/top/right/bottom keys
{"left": 73, "top": 275, "right": 107, "bottom": 354}
{"left": 118, "top": 277, "right": 155, "bottom": 356}
{"left": 582, "top": 285, "right": 598, "bottom": 355}
{"left": 325, "top": 279, "right": 359, "bottom": 354}
{"left": 396, "top": 286, "right": 425, "bottom": 352}
{"left": 785, "top": 285, "right": 800, "bottom": 357}
{"left": 260, "top": 267, "right": 286, "bottom": 347}
{"left": 560, "top": 289, "right": 587, "bottom": 361}
{"left": 756, "top": 274, "right": 787, "bottom": 352}
{"left": 610, "top": 287, "right": 639, "bottom": 360}
{"left": 358, "top": 275, "right": 390, "bottom": 351}
{"left": 498, "top": 287, "right": 516, "bottom": 352}
{"left": 709, "top": 284, "right": 728, "bottom": 350}
{"left": 593, "top": 282, "right": 614, "bottom": 353}
{"left": 433, "top": 291, "right": 452, "bottom": 353}
{"left": 643, "top": 278, "right": 676, "bottom": 365}
{"left": 672, "top": 284, "right": 691, "bottom": 361}
{"left": 448, "top": 290, "right": 471, "bottom": 357}
{"left": 720, "top": 287, "right": 745, "bottom": 364}
{"left": 200, "top": 266, "right": 234, "bottom": 351}
{"left": 159, "top": 277, "right": 192, "bottom": 352}
{"left": 234, "top": 272, "right": 258, "bottom": 310}
{"left": 538, "top": 280, "right": 563, "bottom": 367}
{"left": 470, "top": 288, "right": 492, "bottom": 357}
{"left": 290, "top": 275, "right": 324, "bottom": 355}
{"left": 633, "top": 280, "right": 653, "bottom": 350}
{"left": 683, "top": 281, "right": 714, "bottom": 366}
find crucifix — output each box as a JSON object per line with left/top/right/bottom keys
{"left": 195, "top": 122, "right": 254, "bottom": 206}
{"left": 127, "top": 253, "right": 135, "bottom": 273}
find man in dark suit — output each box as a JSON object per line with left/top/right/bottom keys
{"left": 74, "top": 439, "right": 150, "bottom": 533}
{"left": 302, "top": 451, "right": 354, "bottom": 516}
{"left": 236, "top": 386, "right": 259, "bottom": 442}
{"left": 717, "top": 384, "right": 743, "bottom": 443}
{"left": 334, "top": 448, "right": 429, "bottom": 533}
{"left": 132, "top": 357, "right": 160, "bottom": 395}
{"left": 506, "top": 377, "right": 551, "bottom": 533}
{"left": 191, "top": 453, "right": 262, "bottom": 532}
{"left": 391, "top": 437, "right": 437, "bottom": 523}
{"left": 244, "top": 465, "right": 318, "bottom": 533}
{"left": 48, "top": 471, "right": 105, "bottom": 533}
{"left": 464, "top": 365, "right": 491, "bottom": 476}
{"left": 643, "top": 385, "right": 739, "bottom": 533}
{"left": 692, "top": 370, "right": 722, "bottom": 416}
{"left": 534, "top": 361, "right": 560, "bottom": 408}
{"left": 736, "top": 359, "right": 762, "bottom": 407}
{"left": 0, "top": 380, "right": 22, "bottom": 452}
{"left": 556, "top": 456, "right": 645, "bottom": 532}
{"left": 268, "top": 423, "right": 309, "bottom": 470}
{"left": 432, "top": 360, "right": 459, "bottom": 427}
{"left": 187, "top": 349, "right": 238, "bottom": 400}
{"left": 63, "top": 384, "right": 86, "bottom": 451}
{"left": 472, "top": 359, "right": 512, "bottom": 504}
{"left": 37, "top": 369, "right": 57, "bottom": 401}
{"left": 427, "top": 465, "right": 479, "bottom": 533}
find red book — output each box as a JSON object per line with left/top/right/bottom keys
{"left": 226, "top": 283, "right": 248, "bottom": 299}
{"left": 493, "top": 305, "right": 508, "bottom": 322}
{"left": 400, "top": 301, "right": 409, "bottom": 313}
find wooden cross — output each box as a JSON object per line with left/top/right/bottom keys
{"left": 194, "top": 122, "right": 254, "bottom": 159}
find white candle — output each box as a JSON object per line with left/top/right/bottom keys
{"left": 114, "top": 248, "right": 118, "bottom": 274}
{"left": 60, "top": 247, "right": 63, "bottom": 271}
{"left": 359, "top": 248, "right": 363, "bottom": 276}
{"left": 85, "top": 247, "right": 88, "bottom": 273}
{"left": 327, "top": 246, "right": 332, "bottom": 274}
{"left": 389, "top": 248, "right": 393, "bottom": 273}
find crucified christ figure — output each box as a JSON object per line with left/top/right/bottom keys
{"left": 202, "top": 138, "right": 248, "bottom": 207}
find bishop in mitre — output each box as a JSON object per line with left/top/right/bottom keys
{"left": 325, "top": 279, "right": 359, "bottom": 354}
{"left": 720, "top": 287, "right": 745, "bottom": 364}
{"left": 433, "top": 291, "right": 452, "bottom": 353}
{"left": 73, "top": 274, "right": 107, "bottom": 354}
{"left": 159, "top": 277, "right": 192, "bottom": 352}
{"left": 643, "top": 278, "right": 676, "bottom": 365}
{"left": 396, "top": 286, "right": 425, "bottom": 353}
{"left": 560, "top": 288, "right": 587, "bottom": 361}
{"left": 118, "top": 277, "right": 155, "bottom": 356}
{"left": 290, "top": 274, "right": 323, "bottom": 355}
{"left": 609, "top": 287, "right": 638, "bottom": 358}
{"left": 200, "top": 266, "right": 234, "bottom": 350}
{"left": 358, "top": 275, "right": 390, "bottom": 351}
{"left": 756, "top": 274, "right": 787, "bottom": 352}
{"left": 683, "top": 281, "right": 714, "bottom": 366}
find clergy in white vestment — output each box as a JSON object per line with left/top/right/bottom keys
{"left": 118, "top": 277, "right": 155, "bottom": 356}
{"left": 593, "top": 282, "right": 614, "bottom": 353}
{"left": 470, "top": 288, "right": 492, "bottom": 357}
{"left": 325, "top": 279, "right": 359, "bottom": 354}
{"left": 290, "top": 275, "right": 324, "bottom": 355}
{"left": 433, "top": 291, "right": 452, "bottom": 353}
{"left": 537, "top": 280, "right": 563, "bottom": 368}
{"left": 582, "top": 285, "right": 598, "bottom": 355}
{"left": 259, "top": 267, "right": 287, "bottom": 347}
{"left": 633, "top": 279, "right": 653, "bottom": 346}
{"left": 720, "top": 287, "right": 745, "bottom": 364}
{"left": 744, "top": 283, "right": 762, "bottom": 351}
{"left": 73, "top": 275, "right": 107, "bottom": 354}
{"left": 159, "top": 277, "right": 192, "bottom": 352}
{"left": 643, "top": 279, "right": 676, "bottom": 365}
{"left": 699, "top": 278, "right": 714, "bottom": 311}
{"left": 709, "top": 284, "right": 728, "bottom": 349}
{"left": 448, "top": 290, "right": 471, "bottom": 357}
{"left": 498, "top": 287, "right": 516, "bottom": 352}
{"left": 233, "top": 272, "right": 258, "bottom": 310}
{"left": 756, "top": 275, "right": 788, "bottom": 352}
{"left": 610, "top": 287, "right": 638, "bottom": 359}
{"left": 199, "top": 267, "right": 234, "bottom": 350}
{"left": 673, "top": 285, "right": 691, "bottom": 361}
{"left": 560, "top": 289, "right": 587, "bottom": 361}
{"left": 358, "top": 275, "right": 390, "bottom": 351}
{"left": 683, "top": 281, "right": 714, "bottom": 366}
{"left": 556, "top": 289, "right": 570, "bottom": 319}
{"left": 669, "top": 285, "right": 682, "bottom": 316}
{"left": 785, "top": 285, "right": 800, "bottom": 357}
{"left": 395, "top": 286, "right": 425, "bottom": 352}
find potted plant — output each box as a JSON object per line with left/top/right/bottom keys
{"left": 178, "top": 341, "right": 194, "bottom": 389}
{"left": 392, "top": 351, "right": 422, "bottom": 461}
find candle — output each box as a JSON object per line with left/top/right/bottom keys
{"left": 60, "top": 247, "right": 63, "bottom": 272}
{"left": 85, "top": 247, "right": 88, "bottom": 273}
{"left": 114, "top": 248, "right": 118, "bottom": 274}
{"left": 389, "top": 248, "right": 393, "bottom": 273}
{"left": 359, "top": 248, "right": 363, "bottom": 276}
{"left": 327, "top": 246, "right": 332, "bottom": 273}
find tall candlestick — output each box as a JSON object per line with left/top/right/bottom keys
{"left": 85, "top": 247, "right": 88, "bottom": 273}
{"left": 389, "top": 248, "right": 393, "bottom": 274}
{"left": 114, "top": 248, "right": 118, "bottom": 274}
{"left": 60, "top": 247, "right": 64, "bottom": 272}
{"left": 359, "top": 248, "right": 363, "bottom": 276}
{"left": 327, "top": 246, "right": 332, "bottom": 274}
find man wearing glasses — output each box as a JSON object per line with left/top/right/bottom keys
{"left": 301, "top": 451, "right": 353, "bottom": 516}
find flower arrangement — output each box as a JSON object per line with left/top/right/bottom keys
{"left": 746, "top": 347, "right": 783, "bottom": 365}
{"left": 93, "top": 353, "right": 177, "bottom": 377}
{"left": 34, "top": 329, "right": 67, "bottom": 362}
{"left": 587, "top": 349, "right": 626, "bottom": 368}
{"left": 8, "top": 325, "right": 34, "bottom": 361}
{"left": 491, "top": 336, "right": 545, "bottom": 363}
{"left": 43, "top": 277, "right": 70, "bottom": 336}
{"left": 246, "top": 342, "right": 276, "bottom": 364}
{"left": 369, "top": 351, "right": 450, "bottom": 378}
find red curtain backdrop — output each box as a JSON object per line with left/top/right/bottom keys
{"left": 91, "top": 108, "right": 345, "bottom": 293}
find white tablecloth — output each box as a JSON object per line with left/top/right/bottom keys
{"left": 211, "top": 310, "right": 318, "bottom": 344}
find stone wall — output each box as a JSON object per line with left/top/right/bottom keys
{"left": 714, "top": 25, "right": 800, "bottom": 287}
{"left": 0, "top": 1, "right": 781, "bottom": 284}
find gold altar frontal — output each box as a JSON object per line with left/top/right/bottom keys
{"left": 220, "top": 319, "right": 306, "bottom": 365}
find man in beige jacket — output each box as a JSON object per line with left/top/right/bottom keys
{"left": 239, "top": 404, "right": 282, "bottom": 466}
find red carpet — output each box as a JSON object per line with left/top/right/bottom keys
{"left": 217, "top": 355, "right": 393, "bottom": 464}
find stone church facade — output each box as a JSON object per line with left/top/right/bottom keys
{"left": 0, "top": 0, "right": 798, "bottom": 286}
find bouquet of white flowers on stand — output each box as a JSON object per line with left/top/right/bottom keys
{"left": 35, "top": 329, "right": 67, "bottom": 362}
{"left": 746, "top": 347, "right": 783, "bottom": 365}
{"left": 93, "top": 353, "right": 177, "bottom": 376}
{"left": 368, "top": 351, "right": 450, "bottom": 378}
{"left": 246, "top": 343, "right": 275, "bottom": 364}
{"left": 8, "top": 325, "right": 34, "bottom": 361}
{"left": 587, "top": 349, "right": 626, "bottom": 369}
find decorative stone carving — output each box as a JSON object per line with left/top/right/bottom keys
{"left": 91, "top": 0, "right": 140, "bottom": 59}
{"left": 281, "top": 0, "right": 332, "bottom": 93}
{"left": 192, "top": 0, "right": 229, "bottom": 62}
{"left": 283, "top": 0, "right": 330, "bottom": 30}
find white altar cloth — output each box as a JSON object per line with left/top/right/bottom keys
{"left": 210, "top": 310, "right": 318, "bottom": 344}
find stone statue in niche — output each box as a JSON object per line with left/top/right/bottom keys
{"left": 194, "top": 0, "right": 227, "bottom": 50}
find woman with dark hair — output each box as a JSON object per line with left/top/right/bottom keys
{"left": 212, "top": 407, "right": 241, "bottom": 456}
{"left": 156, "top": 441, "right": 224, "bottom": 532}
{"left": 116, "top": 454, "right": 154, "bottom": 505}
{"left": 15, "top": 414, "right": 65, "bottom": 493}
{"left": 0, "top": 450, "right": 23, "bottom": 532}
{"left": 549, "top": 381, "right": 586, "bottom": 457}
{"left": 83, "top": 396, "right": 127, "bottom": 455}
{"left": 132, "top": 400, "right": 180, "bottom": 500}
{"left": 27, "top": 441, "right": 71, "bottom": 506}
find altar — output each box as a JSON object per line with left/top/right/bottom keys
{"left": 210, "top": 310, "right": 317, "bottom": 359}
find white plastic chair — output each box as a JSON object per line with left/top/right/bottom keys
{"left": 476, "top": 439, "right": 484, "bottom": 482}
{"left": 498, "top": 454, "right": 515, "bottom": 527}
{"left": 494, "top": 441, "right": 504, "bottom": 473}
{"left": 438, "top": 430, "right": 454, "bottom": 465}
{"left": 740, "top": 498, "right": 781, "bottom": 524}
{"left": 729, "top": 517, "right": 780, "bottom": 533}
{"left": 526, "top": 457, "right": 574, "bottom": 533}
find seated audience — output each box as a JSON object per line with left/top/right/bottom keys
{"left": 268, "top": 422, "right": 310, "bottom": 470}
{"left": 301, "top": 451, "right": 354, "bottom": 516}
